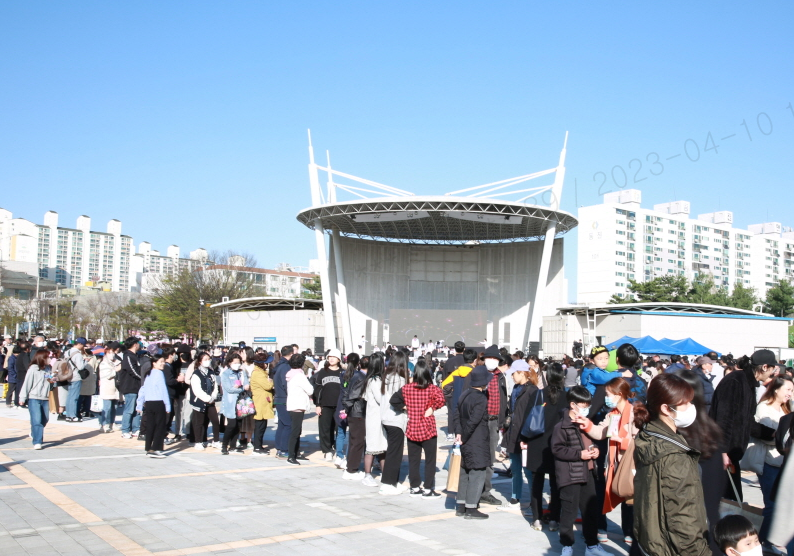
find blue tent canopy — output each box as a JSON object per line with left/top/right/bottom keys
{"left": 605, "top": 336, "right": 639, "bottom": 351}
{"left": 660, "top": 338, "right": 719, "bottom": 356}
{"left": 605, "top": 335, "right": 718, "bottom": 355}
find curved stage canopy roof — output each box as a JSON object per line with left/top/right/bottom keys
{"left": 296, "top": 196, "right": 577, "bottom": 244}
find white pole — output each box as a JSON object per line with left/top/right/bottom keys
{"left": 308, "top": 131, "right": 337, "bottom": 350}
{"left": 527, "top": 132, "right": 568, "bottom": 346}
{"left": 332, "top": 230, "right": 353, "bottom": 353}
{"left": 314, "top": 220, "right": 337, "bottom": 350}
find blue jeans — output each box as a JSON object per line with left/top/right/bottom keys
{"left": 758, "top": 462, "right": 781, "bottom": 543}
{"left": 275, "top": 405, "right": 291, "bottom": 452}
{"left": 100, "top": 399, "right": 117, "bottom": 428}
{"left": 28, "top": 399, "right": 49, "bottom": 445}
{"left": 65, "top": 379, "right": 82, "bottom": 418}
{"left": 121, "top": 393, "right": 141, "bottom": 434}
{"left": 335, "top": 423, "right": 348, "bottom": 459}
{"left": 510, "top": 452, "right": 533, "bottom": 501}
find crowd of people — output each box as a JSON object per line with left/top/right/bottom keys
{"left": 2, "top": 333, "right": 794, "bottom": 556}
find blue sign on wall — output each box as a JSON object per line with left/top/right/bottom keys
{"left": 253, "top": 337, "right": 277, "bottom": 343}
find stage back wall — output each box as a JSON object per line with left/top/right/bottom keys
{"left": 329, "top": 235, "right": 566, "bottom": 351}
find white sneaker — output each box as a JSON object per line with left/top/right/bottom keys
{"left": 121, "top": 433, "right": 132, "bottom": 439}
{"left": 560, "top": 547, "right": 573, "bottom": 556}
{"left": 446, "top": 434, "right": 455, "bottom": 441}
{"left": 99, "top": 425, "right": 106, "bottom": 433}
{"left": 585, "top": 545, "right": 609, "bottom": 556}
{"left": 531, "top": 520, "right": 543, "bottom": 531}
{"left": 33, "top": 444, "right": 42, "bottom": 450}
{"left": 194, "top": 443, "right": 205, "bottom": 451}
{"left": 361, "top": 474, "right": 380, "bottom": 487}
{"left": 212, "top": 441, "right": 222, "bottom": 449}
{"left": 342, "top": 470, "right": 363, "bottom": 480}
{"left": 334, "top": 456, "right": 344, "bottom": 468}
{"left": 379, "top": 483, "right": 401, "bottom": 496}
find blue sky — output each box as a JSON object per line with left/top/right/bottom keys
{"left": 2, "top": 2, "right": 792, "bottom": 301}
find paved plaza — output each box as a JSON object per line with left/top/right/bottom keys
{"left": 0, "top": 405, "right": 761, "bottom": 556}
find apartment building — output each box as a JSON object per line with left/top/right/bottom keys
{"left": 131, "top": 244, "right": 209, "bottom": 293}
{"left": 0, "top": 209, "right": 133, "bottom": 292}
{"left": 577, "top": 189, "right": 793, "bottom": 304}
{"left": 197, "top": 263, "right": 316, "bottom": 298}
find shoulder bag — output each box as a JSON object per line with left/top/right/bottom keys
{"left": 612, "top": 438, "right": 636, "bottom": 498}
{"left": 520, "top": 389, "right": 545, "bottom": 439}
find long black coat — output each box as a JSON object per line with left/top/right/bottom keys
{"left": 458, "top": 388, "right": 490, "bottom": 470}
{"left": 525, "top": 392, "right": 568, "bottom": 473}
{"left": 501, "top": 383, "right": 539, "bottom": 454}
{"left": 709, "top": 367, "right": 758, "bottom": 461}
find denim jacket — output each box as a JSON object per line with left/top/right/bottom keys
{"left": 220, "top": 367, "right": 249, "bottom": 419}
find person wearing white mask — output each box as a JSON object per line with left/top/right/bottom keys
{"left": 551, "top": 386, "right": 605, "bottom": 556}
{"left": 189, "top": 351, "right": 220, "bottom": 450}
{"left": 632, "top": 373, "right": 710, "bottom": 556}
{"left": 219, "top": 352, "right": 250, "bottom": 455}
{"left": 714, "top": 515, "right": 763, "bottom": 556}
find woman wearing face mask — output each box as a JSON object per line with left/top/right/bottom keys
{"left": 136, "top": 353, "right": 171, "bottom": 458}
{"left": 499, "top": 362, "right": 538, "bottom": 506}
{"left": 98, "top": 342, "right": 122, "bottom": 433}
{"left": 633, "top": 373, "right": 710, "bottom": 556}
{"left": 237, "top": 347, "right": 256, "bottom": 450}
{"left": 219, "top": 353, "right": 250, "bottom": 455}
{"left": 675, "top": 370, "right": 727, "bottom": 556}
{"left": 189, "top": 351, "right": 220, "bottom": 450}
{"left": 573, "top": 377, "right": 643, "bottom": 547}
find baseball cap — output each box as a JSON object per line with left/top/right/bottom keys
{"left": 751, "top": 349, "right": 777, "bottom": 367}
{"left": 590, "top": 345, "right": 608, "bottom": 358}
{"left": 482, "top": 345, "right": 501, "bottom": 359}
{"left": 327, "top": 348, "right": 342, "bottom": 360}
{"left": 74, "top": 337, "right": 88, "bottom": 345}
{"left": 147, "top": 343, "right": 162, "bottom": 356}
{"left": 696, "top": 356, "right": 714, "bottom": 366}
{"left": 511, "top": 360, "right": 530, "bottom": 372}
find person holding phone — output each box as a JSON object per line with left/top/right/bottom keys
{"left": 551, "top": 386, "right": 608, "bottom": 556}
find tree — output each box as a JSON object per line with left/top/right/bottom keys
{"left": 728, "top": 282, "right": 758, "bottom": 311}
{"left": 765, "top": 279, "right": 794, "bottom": 317}
{"left": 622, "top": 275, "right": 690, "bottom": 302}
{"left": 607, "top": 274, "right": 758, "bottom": 310}
{"left": 151, "top": 252, "right": 256, "bottom": 342}
{"left": 303, "top": 276, "right": 322, "bottom": 299}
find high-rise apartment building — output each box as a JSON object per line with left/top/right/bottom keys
{"left": 0, "top": 209, "right": 133, "bottom": 291}
{"left": 0, "top": 209, "right": 207, "bottom": 293}
{"left": 577, "top": 190, "right": 794, "bottom": 304}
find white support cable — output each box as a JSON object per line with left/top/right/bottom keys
{"left": 471, "top": 185, "right": 554, "bottom": 200}
{"left": 469, "top": 183, "right": 554, "bottom": 199}
{"left": 334, "top": 184, "right": 397, "bottom": 199}
{"left": 445, "top": 168, "right": 556, "bottom": 196}
{"left": 465, "top": 176, "right": 539, "bottom": 198}
{"left": 314, "top": 166, "right": 414, "bottom": 197}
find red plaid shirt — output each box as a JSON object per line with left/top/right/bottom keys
{"left": 402, "top": 383, "right": 446, "bottom": 442}
{"left": 486, "top": 370, "right": 502, "bottom": 416}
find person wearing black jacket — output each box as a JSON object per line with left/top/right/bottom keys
{"left": 161, "top": 346, "right": 180, "bottom": 443}
{"left": 14, "top": 341, "right": 31, "bottom": 409}
{"left": 118, "top": 337, "right": 143, "bottom": 439}
{"left": 692, "top": 356, "right": 716, "bottom": 414}
{"left": 500, "top": 365, "right": 538, "bottom": 505}
{"left": 342, "top": 355, "right": 368, "bottom": 479}
{"left": 710, "top": 349, "right": 778, "bottom": 501}
{"left": 453, "top": 367, "right": 491, "bottom": 520}
{"left": 311, "top": 349, "right": 343, "bottom": 461}
{"left": 551, "top": 386, "right": 601, "bottom": 553}
{"left": 526, "top": 363, "right": 568, "bottom": 532}
{"left": 271, "top": 345, "right": 293, "bottom": 459}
